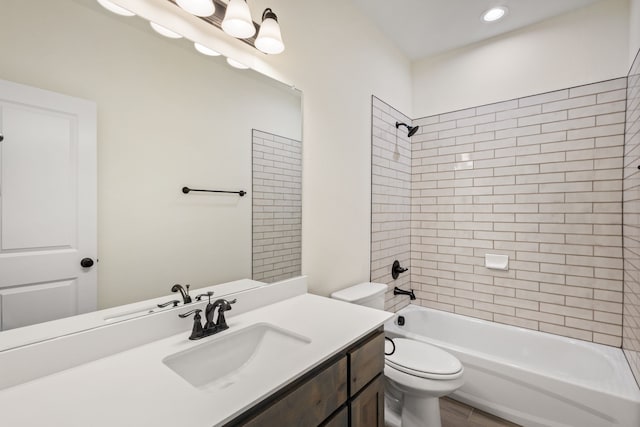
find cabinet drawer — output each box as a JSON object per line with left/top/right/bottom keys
{"left": 242, "top": 356, "right": 348, "bottom": 427}
{"left": 348, "top": 331, "right": 385, "bottom": 396}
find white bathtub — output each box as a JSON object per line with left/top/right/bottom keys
{"left": 384, "top": 305, "right": 640, "bottom": 427}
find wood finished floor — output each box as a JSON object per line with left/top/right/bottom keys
{"left": 440, "top": 397, "right": 521, "bottom": 427}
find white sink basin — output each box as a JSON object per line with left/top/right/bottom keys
{"left": 162, "top": 323, "right": 311, "bottom": 390}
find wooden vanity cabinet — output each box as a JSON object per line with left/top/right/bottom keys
{"left": 228, "top": 329, "right": 385, "bottom": 427}
{"left": 242, "top": 356, "right": 348, "bottom": 427}
{"left": 320, "top": 406, "right": 349, "bottom": 427}
{"left": 349, "top": 375, "right": 385, "bottom": 427}
{"left": 347, "top": 332, "right": 385, "bottom": 427}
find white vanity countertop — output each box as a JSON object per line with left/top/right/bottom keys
{"left": 0, "top": 294, "right": 392, "bottom": 426}
{"left": 0, "top": 279, "right": 265, "bottom": 352}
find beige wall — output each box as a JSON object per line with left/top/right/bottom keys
{"left": 0, "top": 0, "right": 301, "bottom": 308}
{"left": 89, "top": 0, "right": 414, "bottom": 298}
{"left": 631, "top": 0, "right": 640, "bottom": 65}
{"left": 412, "top": 0, "right": 630, "bottom": 118}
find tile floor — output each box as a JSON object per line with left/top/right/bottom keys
{"left": 440, "top": 397, "right": 521, "bottom": 427}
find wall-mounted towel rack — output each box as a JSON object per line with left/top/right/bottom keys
{"left": 182, "top": 187, "right": 246, "bottom": 197}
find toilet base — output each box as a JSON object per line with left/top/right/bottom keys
{"left": 402, "top": 395, "right": 441, "bottom": 427}
{"left": 384, "top": 397, "right": 401, "bottom": 427}
{"left": 385, "top": 387, "right": 442, "bottom": 427}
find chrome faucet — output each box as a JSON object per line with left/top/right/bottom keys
{"left": 171, "top": 284, "right": 192, "bottom": 304}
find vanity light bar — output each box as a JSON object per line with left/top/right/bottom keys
{"left": 97, "top": 0, "right": 282, "bottom": 54}
{"left": 97, "top": 0, "right": 263, "bottom": 70}
{"left": 168, "top": 0, "right": 259, "bottom": 49}
{"left": 168, "top": 0, "right": 283, "bottom": 54}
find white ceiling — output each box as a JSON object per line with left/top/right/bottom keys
{"left": 351, "top": 0, "right": 602, "bottom": 61}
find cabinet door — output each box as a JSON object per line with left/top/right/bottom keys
{"left": 350, "top": 374, "right": 384, "bottom": 427}
{"left": 320, "top": 406, "right": 348, "bottom": 427}
{"left": 241, "top": 357, "right": 348, "bottom": 427}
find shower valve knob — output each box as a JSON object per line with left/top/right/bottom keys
{"left": 392, "top": 260, "right": 408, "bottom": 280}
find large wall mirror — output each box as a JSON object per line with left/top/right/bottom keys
{"left": 0, "top": 0, "right": 302, "bottom": 335}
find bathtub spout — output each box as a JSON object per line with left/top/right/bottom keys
{"left": 394, "top": 287, "right": 416, "bottom": 300}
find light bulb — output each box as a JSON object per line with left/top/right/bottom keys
{"left": 222, "top": 0, "right": 255, "bottom": 39}
{"left": 226, "top": 58, "right": 249, "bottom": 69}
{"left": 96, "top": 0, "right": 135, "bottom": 17}
{"left": 255, "top": 9, "right": 284, "bottom": 54}
{"left": 176, "top": 0, "right": 215, "bottom": 17}
{"left": 149, "top": 22, "right": 182, "bottom": 39}
{"left": 194, "top": 42, "right": 221, "bottom": 56}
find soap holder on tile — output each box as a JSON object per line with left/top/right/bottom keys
{"left": 485, "top": 254, "right": 508, "bottom": 270}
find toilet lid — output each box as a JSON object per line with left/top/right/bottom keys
{"left": 385, "top": 338, "right": 462, "bottom": 379}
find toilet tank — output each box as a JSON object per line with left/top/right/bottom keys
{"left": 330, "top": 282, "right": 388, "bottom": 310}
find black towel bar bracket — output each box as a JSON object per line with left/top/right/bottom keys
{"left": 182, "top": 187, "right": 246, "bottom": 197}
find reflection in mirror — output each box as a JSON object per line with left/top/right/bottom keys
{"left": 0, "top": 0, "right": 301, "bottom": 336}
{"left": 252, "top": 130, "right": 302, "bottom": 283}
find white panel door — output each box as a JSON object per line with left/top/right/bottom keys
{"left": 0, "top": 79, "right": 97, "bottom": 331}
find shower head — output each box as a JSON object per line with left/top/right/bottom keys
{"left": 396, "top": 122, "right": 419, "bottom": 137}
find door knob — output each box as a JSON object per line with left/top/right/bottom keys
{"left": 80, "top": 257, "right": 94, "bottom": 268}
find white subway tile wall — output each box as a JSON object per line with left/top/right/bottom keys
{"left": 371, "top": 96, "right": 412, "bottom": 312}
{"left": 623, "top": 52, "right": 640, "bottom": 385}
{"left": 411, "top": 78, "right": 627, "bottom": 346}
{"left": 252, "top": 130, "right": 302, "bottom": 283}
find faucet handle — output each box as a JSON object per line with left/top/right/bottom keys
{"left": 178, "top": 309, "right": 204, "bottom": 340}
{"left": 391, "top": 260, "right": 409, "bottom": 280}
{"left": 178, "top": 308, "right": 202, "bottom": 318}
{"left": 214, "top": 298, "right": 237, "bottom": 331}
{"left": 157, "top": 299, "right": 180, "bottom": 308}
{"left": 195, "top": 291, "right": 214, "bottom": 302}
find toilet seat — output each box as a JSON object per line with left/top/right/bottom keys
{"left": 385, "top": 338, "right": 463, "bottom": 380}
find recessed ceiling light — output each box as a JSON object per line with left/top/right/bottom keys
{"left": 194, "top": 42, "right": 221, "bottom": 56}
{"left": 149, "top": 22, "right": 183, "bottom": 39}
{"left": 482, "top": 6, "right": 508, "bottom": 22}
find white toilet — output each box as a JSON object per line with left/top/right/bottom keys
{"left": 331, "top": 282, "right": 464, "bottom": 427}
